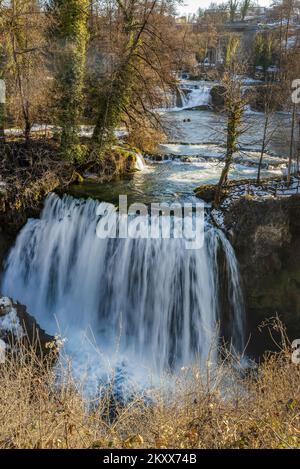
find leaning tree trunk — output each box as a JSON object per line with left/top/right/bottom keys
{"left": 287, "top": 102, "right": 296, "bottom": 185}
{"left": 257, "top": 111, "right": 270, "bottom": 184}
{"left": 214, "top": 105, "right": 241, "bottom": 207}
{"left": 0, "top": 101, "right": 4, "bottom": 146}
{"left": 0, "top": 42, "right": 5, "bottom": 146}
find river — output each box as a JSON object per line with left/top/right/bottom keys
{"left": 1, "top": 81, "right": 291, "bottom": 394}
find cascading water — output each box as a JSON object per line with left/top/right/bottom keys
{"left": 180, "top": 85, "right": 211, "bottom": 109}
{"left": 163, "top": 83, "right": 212, "bottom": 111}
{"left": 135, "top": 153, "right": 146, "bottom": 171}
{"left": 2, "top": 193, "right": 244, "bottom": 389}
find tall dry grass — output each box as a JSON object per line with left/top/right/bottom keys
{"left": 0, "top": 320, "right": 300, "bottom": 449}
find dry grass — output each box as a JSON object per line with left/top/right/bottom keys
{"left": 0, "top": 323, "right": 300, "bottom": 449}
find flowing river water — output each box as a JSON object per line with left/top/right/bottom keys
{"left": 1, "top": 81, "right": 291, "bottom": 393}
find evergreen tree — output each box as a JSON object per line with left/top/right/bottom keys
{"left": 0, "top": 17, "right": 5, "bottom": 145}
{"left": 48, "top": 0, "right": 89, "bottom": 162}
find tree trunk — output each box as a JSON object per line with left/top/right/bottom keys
{"left": 278, "top": 13, "right": 283, "bottom": 72}
{"left": 50, "top": 0, "right": 89, "bottom": 162}
{"left": 214, "top": 108, "right": 239, "bottom": 207}
{"left": 257, "top": 112, "right": 269, "bottom": 183}
{"left": 287, "top": 102, "right": 296, "bottom": 185}
{"left": 0, "top": 74, "right": 5, "bottom": 146}
{"left": 297, "top": 118, "right": 300, "bottom": 174}
{"left": 24, "top": 118, "right": 31, "bottom": 146}
{"left": 0, "top": 103, "right": 4, "bottom": 146}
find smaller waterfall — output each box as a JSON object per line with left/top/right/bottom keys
{"left": 180, "top": 85, "right": 212, "bottom": 109}
{"left": 135, "top": 153, "right": 146, "bottom": 171}
{"left": 161, "top": 83, "right": 212, "bottom": 112}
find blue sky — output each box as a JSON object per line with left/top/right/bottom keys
{"left": 177, "top": 0, "right": 272, "bottom": 15}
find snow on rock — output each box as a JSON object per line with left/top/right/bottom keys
{"left": 0, "top": 301, "right": 24, "bottom": 339}
{"left": 210, "top": 176, "right": 300, "bottom": 232}
{"left": 0, "top": 339, "right": 6, "bottom": 364}
{"left": 0, "top": 295, "right": 56, "bottom": 363}
{"left": 0, "top": 179, "right": 8, "bottom": 212}
{"left": 220, "top": 177, "right": 300, "bottom": 211}
{"left": 0, "top": 296, "right": 12, "bottom": 312}
{"left": 211, "top": 208, "right": 225, "bottom": 229}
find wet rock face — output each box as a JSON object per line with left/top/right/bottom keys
{"left": 248, "top": 85, "right": 284, "bottom": 113}
{"left": 0, "top": 227, "right": 11, "bottom": 274}
{"left": 210, "top": 85, "right": 226, "bottom": 111}
{"left": 194, "top": 184, "right": 217, "bottom": 203}
{"left": 225, "top": 195, "right": 300, "bottom": 357}
{"left": 0, "top": 296, "right": 56, "bottom": 363}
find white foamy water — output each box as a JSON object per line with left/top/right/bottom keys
{"left": 160, "top": 82, "right": 212, "bottom": 112}
{"left": 2, "top": 193, "right": 244, "bottom": 391}
{"left": 180, "top": 85, "right": 212, "bottom": 109}
{"left": 135, "top": 153, "right": 146, "bottom": 171}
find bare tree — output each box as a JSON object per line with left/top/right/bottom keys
{"left": 91, "top": 0, "right": 184, "bottom": 153}
{"left": 0, "top": 1, "right": 5, "bottom": 145}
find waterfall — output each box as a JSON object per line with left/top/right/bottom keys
{"left": 162, "top": 84, "right": 212, "bottom": 112}
{"left": 180, "top": 85, "right": 211, "bottom": 109}
{"left": 135, "top": 153, "right": 146, "bottom": 171}
{"left": 2, "top": 194, "right": 244, "bottom": 388}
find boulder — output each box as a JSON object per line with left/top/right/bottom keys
{"left": 181, "top": 156, "right": 193, "bottom": 163}
{"left": 248, "top": 84, "right": 284, "bottom": 113}
{"left": 210, "top": 85, "right": 226, "bottom": 111}
{"left": 194, "top": 184, "right": 218, "bottom": 203}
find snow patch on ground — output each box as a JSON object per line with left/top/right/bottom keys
{"left": 211, "top": 208, "right": 225, "bottom": 229}
{"left": 215, "top": 177, "right": 300, "bottom": 230}
{"left": 0, "top": 339, "right": 6, "bottom": 364}
{"left": 0, "top": 180, "right": 7, "bottom": 192}
{"left": 0, "top": 297, "right": 24, "bottom": 339}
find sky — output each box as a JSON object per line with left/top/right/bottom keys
{"left": 177, "top": 0, "right": 272, "bottom": 16}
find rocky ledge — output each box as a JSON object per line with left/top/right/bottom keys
{"left": 224, "top": 194, "right": 300, "bottom": 356}
{"left": 0, "top": 296, "right": 56, "bottom": 364}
